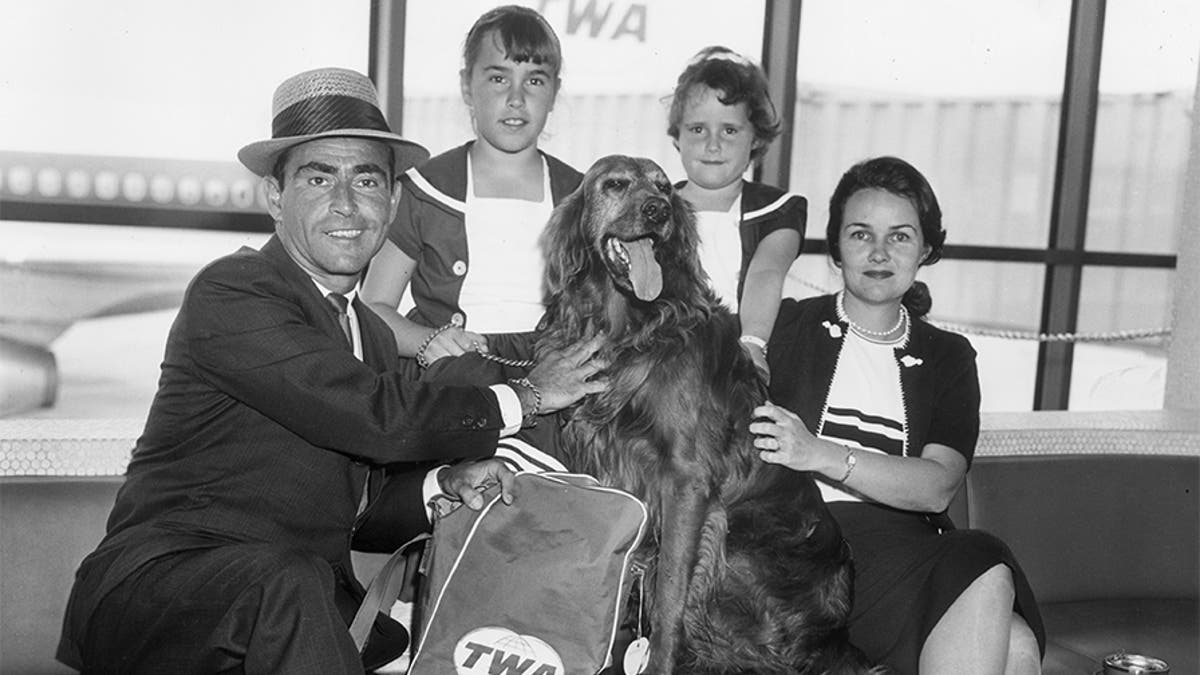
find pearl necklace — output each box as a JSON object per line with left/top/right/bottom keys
{"left": 837, "top": 291, "right": 908, "bottom": 339}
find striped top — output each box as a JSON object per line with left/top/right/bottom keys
{"left": 817, "top": 329, "right": 909, "bottom": 503}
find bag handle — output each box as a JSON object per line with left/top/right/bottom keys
{"left": 350, "top": 532, "right": 431, "bottom": 652}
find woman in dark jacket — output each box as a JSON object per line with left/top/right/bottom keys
{"left": 751, "top": 156, "right": 1045, "bottom": 675}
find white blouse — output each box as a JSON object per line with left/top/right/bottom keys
{"left": 693, "top": 193, "right": 743, "bottom": 310}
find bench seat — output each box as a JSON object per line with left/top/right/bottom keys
{"left": 2, "top": 412, "right": 1197, "bottom": 674}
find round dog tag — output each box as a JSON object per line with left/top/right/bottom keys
{"left": 623, "top": 637, "right": 650, "bottom": 674}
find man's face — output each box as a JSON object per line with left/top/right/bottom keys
{"left": 265, "top": 137, "right": 399, "bottom": 293}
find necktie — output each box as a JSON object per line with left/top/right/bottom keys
{"left": 326, "top": 293, "right": 353, "bottom": 347}
{"left": 327, "top": 292, "right": 370, "bottom": 514}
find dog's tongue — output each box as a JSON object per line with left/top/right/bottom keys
{"left": 624, "top": 238, "right": 662, "bottom": 301}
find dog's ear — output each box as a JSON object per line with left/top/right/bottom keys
{"left": 540, "top": 182, "right": 590, "bottom": 297}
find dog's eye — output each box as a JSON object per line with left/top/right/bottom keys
{"left": 655, "top": 181, "right": 672, "bottom": 194}
{"left": 602, "top": 178, "right": 630, "bottom": 191}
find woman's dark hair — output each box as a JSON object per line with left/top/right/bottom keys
{"left": 826, "top": 156, "right": 946, "bottom": 318}
{"left": 462, "top": 5, "right": 563, "bottom": 86}
{"left": 666, "top": 46, "right": 781, "bottom": 161}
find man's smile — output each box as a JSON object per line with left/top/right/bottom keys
{"left": 326, "top": 229, "right": 367, "bottom": 239}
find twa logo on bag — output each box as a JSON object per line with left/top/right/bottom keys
{"left": 409, "top": 472, "right": 648, "bottom": 675}
{"left": 454, "top": 626, "right": 564, "bottom": 674}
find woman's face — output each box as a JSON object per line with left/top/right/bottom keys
{"left": 837, "top": 188, "right": 931, "bottom": 307}
{"left": 460, "top": 31, "right": 557, "bottom": 155}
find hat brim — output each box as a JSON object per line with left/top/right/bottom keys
{"left": 237, "top": 129, "right": 429, "bottom": 177}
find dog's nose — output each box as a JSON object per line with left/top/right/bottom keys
{"left": 641, "top": 197, "right": 671, "bottom": 225}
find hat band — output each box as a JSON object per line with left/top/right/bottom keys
{"left": 272, "top": 94, "right": 391, "bottom": 139}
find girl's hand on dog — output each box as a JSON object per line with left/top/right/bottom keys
{"left": 424, "top": 326, "right": 490, "bottom": 364}
{"left": 751, "top": 402, "right": 841, "bottom": 476}
{"left": 740, "top": 341, "right": 771, "bottom": 384}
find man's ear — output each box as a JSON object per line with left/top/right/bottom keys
{"left": 264, "top": 176, "right": 284, "bottom": 222}
{"left": 388, "top": 179, "right": 403, "bottom": 223}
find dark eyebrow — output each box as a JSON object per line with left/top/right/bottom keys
{"left": 294, "top": 161, "right": 337, "bottom": 177}
{"left": 352, "top": 163, "right": 388, "bottom": 177}
{"left": 293, "top": 161, "right": 387, "bottom": 177}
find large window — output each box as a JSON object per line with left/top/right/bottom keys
{"left": 2, "top": 1, "right": 1197, "bottom": 418}
{"left": 784, "top": 0, "right": 1197, "bottom": 411}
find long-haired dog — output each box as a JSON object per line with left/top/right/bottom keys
{"left": 535, "top": 156, "right": 875, "bottom": 674}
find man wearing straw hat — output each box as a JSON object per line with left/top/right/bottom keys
{"left": 57, "top": 67, "right": 606, "bottom": 674}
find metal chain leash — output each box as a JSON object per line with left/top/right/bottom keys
{"left": 794, "top": 278, "right": 1171, "bottom": 343}
{"left": 474, "top": 347, "right": 536, "bottom": 369}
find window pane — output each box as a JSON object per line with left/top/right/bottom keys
{"left": 401, "top": 0, "right": 765, "bottom": 179}
{"left": 1, "top": 2, "right": 369, "bottom": 160}
{"left": 1, "top": 2, "right": 368, "bottom": 419}
{"left": 1085, "top": 0, "right": 1199, "bottom": 254}
{"left": 1069, "top": 267, "right": 1171, "bottom": 410}
{"left": 787, "top": 258, "right": 1046, "bottom": 412}
{"left": 791, "top": 0, "right": 1070, "bottom": 249}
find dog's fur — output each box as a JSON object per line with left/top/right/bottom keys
{"left": 535, "top": 156, "right": 874, "bottom": 674}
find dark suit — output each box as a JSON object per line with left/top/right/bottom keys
{"left": 57, "top": 236, "right": 506, "bottom": 673}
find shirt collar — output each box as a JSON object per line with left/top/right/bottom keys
{"left": 311, "top": 279, "right": 359, "bottom": 305}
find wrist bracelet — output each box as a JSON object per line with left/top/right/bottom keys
{"left": 839, "top": 446, "right": 858, "bottom": 483}
{"left": 507, "top": 377, "right": 542, "bottom": 427}
{"left": 415, "top": 323, "right": 454, "bottom": 369}
{"left": 739, "top": 334, "right": 768, "bottom": 356}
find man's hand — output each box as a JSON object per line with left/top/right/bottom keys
{"left": 526, "top": 334, "right": 610, "bottom": 414}
{"left": 437, "top": 459, "right": 517, "bottom": 510}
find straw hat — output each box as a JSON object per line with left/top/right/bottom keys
{"left": 237, "top": 67, "right": 428, "bottom": 177}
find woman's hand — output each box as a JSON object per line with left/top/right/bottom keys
{"left": 750, "top": 402, "right": 829, "bottom": 472}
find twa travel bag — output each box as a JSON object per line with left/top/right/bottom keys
{"left": 408, "top": 471, "right": 648, "bottom": 675}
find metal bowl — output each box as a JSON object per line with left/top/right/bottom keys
{"left": 1103, "top": 652, "right": 1170, "bottom": 674}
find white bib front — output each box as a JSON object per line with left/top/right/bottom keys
{"left": 694, "top": 194, "right": 743, "bottom": 309}
{"left": 458, "top": 156, "right": 554, "bottom": 332}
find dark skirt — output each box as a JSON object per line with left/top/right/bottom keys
{"left": 831, "top": 502, "right": 1046, "bottom": 675}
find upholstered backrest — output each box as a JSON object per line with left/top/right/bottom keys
{"left": 964, "top": 454, "right": 1199, "bottom": 604}
{"left": 0, "top": 477, "right": 123, "bottom": 674}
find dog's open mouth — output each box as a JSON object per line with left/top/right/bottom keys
{"left": 604, "top": 236, "right": 662, "bottom": 301}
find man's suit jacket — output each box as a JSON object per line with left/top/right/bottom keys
{"left": 58, "top": 235, "right": 506, "bottom": 666}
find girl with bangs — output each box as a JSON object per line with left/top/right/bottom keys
{"left": 364, "top": 5, "right": 582, "bottom": 366}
